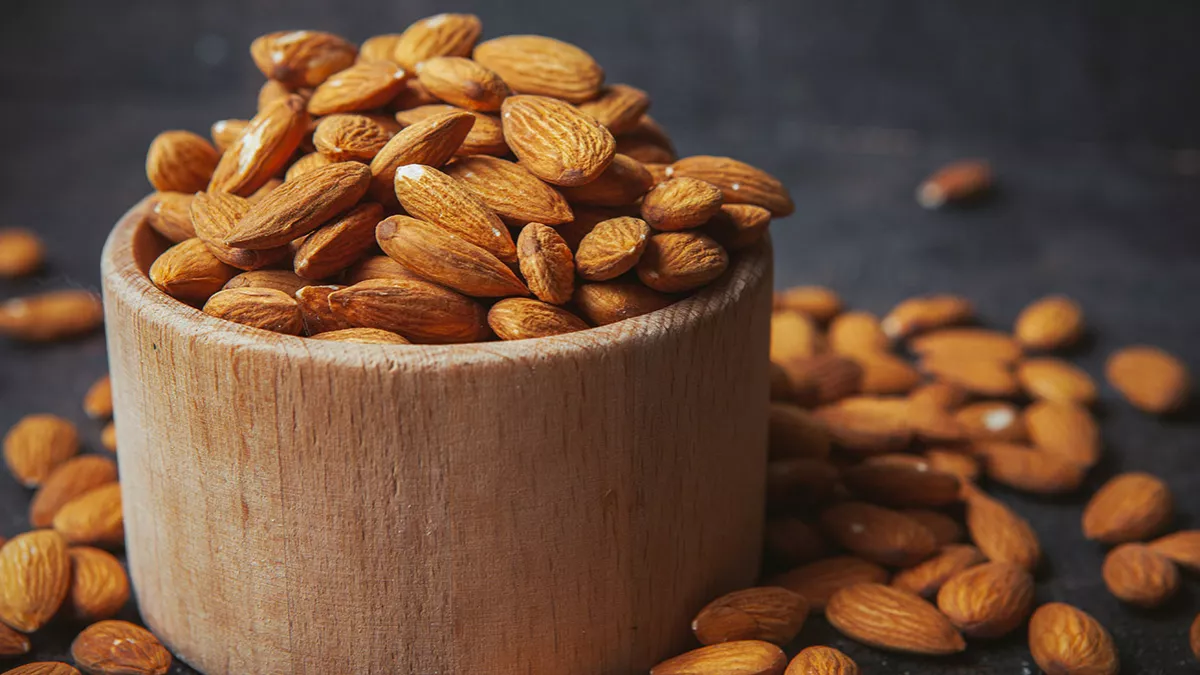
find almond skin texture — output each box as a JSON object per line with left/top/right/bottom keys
{"left": 208, "top": 94, "right": 309, "bottom": 196}
{"left": 225, "top": 161, "right": 371, "bottom": 250}
{"left": 575, "top": 216, "right": 651, "bottom": 281}
{"left": 30, "top": 456, "right": 118, "bottom": 528}
{"left": 309, "top": 327, "right": 410, "bottom": 344}
{"left": 67, "top": 547, "right": 130, "bottom": 621}
{"left": 956, "top": 401, "right": 1027, "bottom": 443}
{"left": 770, "top": 556, "right": 889, "bottom": 612}
{"left": 1028, "top": 603, "right": 1119, "bottom": 675}
{"left": 828, "top": 312, "right": 889, "bottom": 357}
{"left": 826, "top": 583, "right": 966, "bottom": 655}
{"left": 768, "top": 403, "right": 832, "bottom": 460}
{"left": 1017, "top": 358, "right": 1098, "bottom": 405}
{"left": 1106, "top": 345, "right": 1191, "bottom": 414}
{"left": 3, "top": 664, "right": 82, "bottom": 675}
{"left": 376, "top": 215, "right": 528, "bottom": 297}
{"left": 964, "top": 488, "right": 1041, "bottom": 570}
{"left": 1147, "top": 530, "right": 1200, "bottom": 573}
{"left": 293, "top": 202, "right": 384, "bottom": 280}
{"left": 368, "top": 110, "right": 475, "bottom": 203}
{"left": 190, "top": 192, "right": 290, "bottom": 271}
{"left": 328, "top": 278, "right": 489, "bottom": 344}
{"left": 391, "top": 13, "right": 482, "bottom": 68}
{"left": 0, "top": 620, "right": 31, "bottom": 656}
{"left": 784, "top": 646, "right": 859, "bottom": 675}
{"left": 909, "top": 328, "right": 1023, "bottom": 363}
{"left": 637, "top": 231, "right": 729, "bottom": 293}
{"left": 517, "top": 223, "right": 575, "bottom": 304}
{"left": 819, "top": 501, "right": 937, "bottom": 567}
{"left": 416, "top": 56, "right": 510, "bottom": 111}
{"left": 1015, "top": 295, "right": 1085, "bottom": 350}
{"left": 307, "top": 60, "right": 409, "bottom": 116}
{"left": 0, "top": 291, "right": 104, "bottom": 343}
{"left": 203, "top": 288, "right": 305, "bottom": 335}
{"left": 83, "top": 375, "right": 114, "bottom": 421}
{"left": 487, "top": 298, "right": 589, "bottom": 340}
{"left": 145, "top": 130, "right": 219, "bottom": 193}
{"left": 937, "top": 562, "right": 1034, "bottom": 638}
{"left": 892, "top": 545, "right": 985, "bottom": 598}
{"left": 474, "top": 35, "right": 604, "bottom": 103}
{"left": 692, "top": 587, "right": 808, "bottom": 647}
{"left": 223, "top": 270, "right": 308, "bottom": 296}
{"left": 250, "top": 30, "right": 357, "bottom": 88}
{"left": 1083, "top": 472, "right": 1173, "bottom": 544}
{"left": 0, "top": 229, "right": 44, "bottom": 277}
{"left": 395, "top": 104, "right": 507, "bottom": 156}
{"left": 53, "top": 483, "right": 124, "bottom": 549}
{"left": 0, "top": 530, "right": 71, "bottom": 633}
{"left": 501, "top": 95, "right": 616, "bottom": 186}
{"left": 649, "top": 640, "right": 787, "bottom": 675}
{"left": 4, "top": 415, "right": 79, "bottom": 487}
{"left": 71, "top": 620, "right": 172, "bottom": 675}
{"left": 577, "top": 84, "right": 651, "bottom": 135}
{"left": 1023, "top": 400, "right": 1101, "bottom": 468}
{"left": 880, "top": 294, "right": 974, "bottom": 339}
{"left": 143, "top": 193, "right": 197, "bottom": 243}
{"left": 573, "top": 281, "right": 672, "bottom": 326}
{"left": 294, "top": 284, "right": 347, "bottom": 335}
{"left": 773, "top": 286, "right": 842, "bottom": 323}
{"left": 312, "top": 114, "right": 394, "bottom": 162}
{"left": 916, "top": 159, "right": 992, "bottom": 209}
{"left": 559, "top": 153, "right": 654, "bottom": 207}
{"left": 974, "top": 441, "right": 1088, "bottom": 495}
{"left": 392, "top": 163, "right": 517, "bottom": 262}
{"left": 445, "top": 155, "right": 573, "bottom": 226}
{"left": 1102, "top": 543, "right": 1180, "bottom": 608}
{"left": 669, "top": 155, "right": 794, "bottom": 217}
{"left": 841, "top": 461, "right": 960, "bottom": 508}
{"left": 706, "top": 204, "right": 772, "bottom": 251}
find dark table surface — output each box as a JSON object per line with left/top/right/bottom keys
{"left": 2, "top": 1, "right": 1199, "bottom": 673}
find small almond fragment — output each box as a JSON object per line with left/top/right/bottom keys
{"left": 650, "top": 640, "right": 786, "bottom": 675}
{"left": 920, "top": 354, "right": 1020, "bottom": 398}
{"left": 0, "top": 291, "right": 104, "bottom": 343}
{"left": 392, "top": 163, "right": 517, "bottom": 262}
{"left": 4, "top": 415, "right": 79, "bottom": 487}
{"left": 328, "top": 278, "right": 489, "bottom": 344}
{"left": 71, "top": 620, "right": 172, "bottom": 675}
{"left": 145, "top": 130, "right": 220, "bottom": 193}
{"left": 1102, "top": 543, "right": 1180, "bottom": 608}
{"left": 0, "top": 621, "right": 31, "bottom": 656}
{"left": 572, "top": 282, "right": 672, "bottom": 326}
{"left": 143, "top": 192, "right": 196, "bottom": 243}
{"left": 768, "top": 404, "right": 832, "bottom": 459}
{"left": 82, "top": 375, "right": 113, "bottom": 421}
{"left": 0, "top": 530, "right": 71, "bottom": 633}
{"left": 1147, "top": 530, "right": 1200, "bottom": 573}
{"left": 842, "top": 460, "right": 960, "bottom": 508}
{"left": 391, "top": 14, "right": 482, "bottom": 69}
{"left": 670, "top": 155, "right": 794, "bottom": 217}
{"left": 1106, "top": 345, "right": 1190, "bottom": 414}
{"left": 487, "top": 298, "right": 589, "bottom": 340}
{"left": 368, "top": 110, "right": 475, "bottom": 203}
{"left": 203, "top": 288, "right": 305, "bottom": 335}
{"left": 975, "top": 441, "right": 1088, "bottom": 495}
{"left": 30, "top": 456, "right": 118, "bottom": 528}
{"left": 225, "top": 161, "right": 371, "bottom": 250}
{"left": 559, "top": 153, "right": 653, "bottom": 207}
{"left": 416, "top": 56, "right": 509, "bottom": 111}
{"left": 250, "top": 30, "right": 357, "bottom": 88}
{"left": 828, "top": 312, "right": 889, "bottom": 357}
{"left": 309, "top": 327, "right": 410, "bottom": 344}
{"left": 637, "top": 231, "right": 729, "bottom": 293}
{"left": 963, "top": 488, "right": 1041, "bottom": 570}
{"left": 706, "top": 204, "right": 772, "bottom": 251}
{"left": 208, "top": 94, "right": 309, "bottom": 196}
{"left": 640, "top": 177, "right": 725, "bottom": 231}
{"left": 812, "top": 397, "right": 912, "bottom": 455}
{"left": 892, "top": 544, "right": 985, "bottom": 598}
{"left": 52, "top": 483, "right": 124, "bottom": 549}
{"left": 67, "top": 547, "right": 130, "bottom": 621}
{"left": 473, "top": 35, "right": 604, "bottom": 103}
{"left": 819, "top": 501, "right": 937, "bottom": 567}
{"left": 1015, "top": 295, "right": 1085, "bottom": 351}
{"left": 881, "top": 294, "right": 973, "bottom": 339}
{"left": 1028, "top": 603, "right": 1119, "bottom": 675}
{"left": 576, "top": 84, "right": 651, "bottom": 135}
{"left": 517, "top": 223, "right": 574, "bottom": 305}
{"left": 916, "top": 159, "right": 991, "bottom": 209}
{"left": 1017, "top": 358, "right": 1098, "bottom": 405}
{"left": 501, "top": 95, "right": 615, "bottom": 186}
{"left": 783, "top": 646, "right": 858, "bottom": 675}
{"left": 574, "top": 216, "right": 650, "bottom": 281}
{"left": 376, "top": 215, "right": 527, "bottom": 298}
{"left": 692, "top": 587, "right": 809, "bottom": 646}
{"left": 445, "top": 155, "right": 573, "bottom": 226}
{"left": 293, "top": 202, "right": 384, "bottom": 281}
{"left": 1023, "top": 400, "right": 1100, "bottom": 468}
{"left": 769, "top": 556, "right": 889, "bottom": 612}
{"left": 937, "top": 561, "right": 1034, "bottom": 638}
{"left": 307, "top": 60, "right": 409, "bottom": 116}
{"left": 909, "top": 328, "right": 1023, "bottom": 363}
{"left": 826, "top": 583, "right": 966, "bottom": 655}
{"left": 0, "top": 229, "right": 44, "bottom": 278}
{"left": 773, "top": 286, "right": 841, "bottom": 323}
{"left": 955, "top": 401, "right": 1026, "bottom": 442}
{"left": 1083, "top": 472, "right": 1173, "bottom": 544}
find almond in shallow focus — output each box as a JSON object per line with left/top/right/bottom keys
{"left": 139, "top": 15, "right": 789, "bottom": 343}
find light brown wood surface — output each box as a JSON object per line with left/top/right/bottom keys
{"left": 101, "top": 198, "right": 773, "bottom": 675}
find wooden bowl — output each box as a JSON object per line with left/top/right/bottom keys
{"left": 100, "top": 197, "right": 773, "bottom": 675}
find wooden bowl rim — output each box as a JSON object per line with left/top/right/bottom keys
{"left": 101, "top": 195, "right": 771, "bottom": 366}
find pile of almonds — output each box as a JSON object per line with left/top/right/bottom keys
{"left": 140, "top": 15, "right": 791, "bottom": 344}
{"left": 647, "top": 289, "right": 1194, "bottom": 674}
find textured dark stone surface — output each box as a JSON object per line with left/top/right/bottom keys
{"left": 1, "top": 1, "right": 1198, "bottom": 673}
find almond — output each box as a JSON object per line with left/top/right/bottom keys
{"left": 1106, "top": 345, "right": 1190, "bottom": 414}
{"left": 554, "top": 206, "right": 624, "bottom": 251}
{"left": 250, "top": 30, "right": 357, "bottom": 87}
{"left": 474, "top": 35, "right": 604, "bottom": 103}
{"left": 855, "top": 353, "right": 920, "bottom": 397}
{"left": 487, "top": 298, "right": 588, "bottom": 340}
{"left": 368, "top": 110, "right": 475, "bottom": 203}
{"left": 574, "top": 216, "right": 651, "bottom": 281}
{"left": 389, "top": 77, "right": 441, "bottom": 109}
{"left": 692, "top": 587, "right": 808, "bottom": 646}
{"left": 923, "top": 449, "right": 981, "bottom": 484}
{"left": 71, "top": 619, "right": 172, "bottom": 675}
{"left": 307, "top": 60, "right": 408, "bottom": 116}
{"left": 4, "top": 663, "right": 82, "bottom": 675}
{"left": 812, "top": 397, "right": 912, "bottom": 455}
{"left": 0, "top": 530, "right": 71, "bottom": 632}
{"left": 963, "top": 487, "right": 1041, "bottom": 570}
{"left": 909, "top": 328, "right": 1022, "bottom": 363}
{"left": 203, "top": 288, "right": 305, "bottom": 335}
{"left": 892, "top": 544, "right": 985, "bottom": 598}
{"left": 903, "top": 508, "right": 964, "bottom": 546}
{"left": 706, "top": 204, "right": 772, "bottom": 251}
{"left": 445, "top": 155, "right": 573, "bottom": 226}
{"left": 144, "top": 130, "right": 220, "bottom": 193}
{"left": 293, "top": 285, "right": 349, "bottom": 335}
{"left": 783, "top": 646, "right": 858, "bottom": 675}
{"left": 223, "top": 270, "right": 309, "bottom": 296}
{"left": 826, "top": 583, "right": 966, "bottom": 655}
{"left": 4, "top": 415, "right": 79, "bottom": 487}
{"left": 670, "top": 155, "right": 794, "bottom": 217}
{"left": 1147, "top": 530, "right": 1200, "bottom": 572}
{"left": 395, "top": 104, "right": 508, "bottom": 156}
{"left": 559, "top": 153, "right": 653, "bottom": 206}
{"left": 780, "top": 354, "right": 862, "bottom": 408}
{"left": 1017, "top": 358, "right": 1097, "bottom": 405}
{"left": 1083, "top": 472, "right": 1173, "bottom": 544}
{"left": 501, "top": 95, "right": 615, "bottom": 186}
{"left": 344, "top": 256, "right": 423, "bottom": 284}
{"left": 1102, "top": 543, "right": 1180, "bottom": 608}
{"left": 1015, "top": 295, "right": 1085, "bottom": 351}
{"left": 768, "top": 404, "right": 832, "bottom": 459}
{"left": 392, "top": 163, "right": 516, "bottom": 262}
{"left": 1028, "top": 602, "right": 1119, "bottom": 675}
{"left": 773, "top": 286, "right": 842, "bottom": 323}
{"left": 841, "top": 460, "right": 961, "bottom": 508}
{"left": 650, "top": 640, "right": 787, "bottom": 675}
{"left": 819, "top": 501, "right": 937, "bottom": 566}
{"left": 637, "top": 231, "right": 729, "bottom": 293}
{"left": 259, "top": 81, "right": 298, "bottom": 111}
{"left": 936, "top": 561, "right": 1033, "bottom": 638}
{"left": 920, "top": 354, "right": 1019, "bottom": 398}
{"left": 828, "top": 312, "right": 889, "bottom": 356}
{"left": 30, "top": 456, "right": 118, "bottom": 528}
{"left": 210, "top": 118, "right": 249, "bottom": 152}
{"left": 53, "top": 483, "right": 124, "bottom": 548}
{"left": 0, "top": 291, "right": 104, "bottom": 343}
{"left": 767, "top": 458, "right": 839, "bottom": 512}
{"left": 359, "top": 33, "right": 402, "bottom": 63}
{"left": 880, "top": 294, "right": 973, "bottom": 339}
{"left": 974, "top": 441, "right": 1087, "bottom": 495}
{"left": 0, "top": 621, "right": 30, "bottom": 656}
{"left": 100, "top": 424, "right": 116, "bottom": 454}
{"left": 916, "top": 159, "right": 992, "bottom": 209}
{"left": 1023, "top": 400, "right": 1100, "bottom": 467}
{"left": 416, "top": 56, "right": 509, "bottom": 111}
{"left": 190, "top": 192, "right": 290, "bottom": 270}
{"left": 285, "top": 152, "right": 334, "bottom": 182}
{"left": 143, "top": 192, "right": 196, "bottom": 243}
{"left": 67, "top": 547, "right": 130, "bottom": 621}
{"left": 576, "top": 84, "right": 650, "bottom": 135}
{"left": 293, "top": 202, "right": 384, "bottom": 280}
{"left": 328, "top": 278, "right": 489, "bottom": 344}
{"left": 309, "top": 327, "right": 410, "bottom": 344}
{"left": 375, "top": 216, "right": 526, "bottom": 299}
{"left": 770, "top": 556, "right": 889, "bottom": 612}
{"left": 906, "top": 398, "right": 966, "bottom": 444}
{"left": 82, "top": 375, "right": 113, "bottom": 421}
{"left": 572, "top": 281, "right": 672, "bottom": 326}
{"left": 312, "top": 114, "right": 394, "bottom": 162}
{"left": 955, "top": 401, "right": 1026, "bottom": 442}
{"left": 909, "top": 381, "right": 970, "bottom": 411}
{"left": 763, "top": 518, "right": 829, "bottom": 568}
{"left": 391, "top": 14, "right": 482, "bottom": 69}
{"left": 208, "top": 94, "right": 309, "bottom": 196}
{"left": 225, "top": 161, "right": 371, "bottom": 250}
{"left": 769, "top": 311, "right": 825, "bottom": 364}
{"left": 516, "top": 223, "right": 574, "bottom": 305}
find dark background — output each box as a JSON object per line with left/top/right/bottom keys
{"left": 1, "top": 1, "right": 1199, "bottom": 673}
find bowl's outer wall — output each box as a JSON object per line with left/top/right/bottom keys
{"left": 101, "top": 201, "right": 773, "bottom": 675}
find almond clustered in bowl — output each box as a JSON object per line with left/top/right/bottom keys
{"left": 141, "top": 14, "right": 794, "bottom": 345}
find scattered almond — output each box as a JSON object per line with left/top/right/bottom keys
{"left": 818, "top": 501, "right": 937, "bottom": 567}
{"left": 783, "top": 646, "right": 859, "bottom": 675}
{"left": 892, "top": 544, "right": 985, "bottom": 598}
{"left": 779, "top": 354, "right": 862, "bottom": 408}
{"left": 955, "top": 401, "right": 1026, "bottom": 442}
{"left": 828, "top": 312, "right": 889, "bottom": 356}
{"left": 650, "top": 640, "right": 787, "bottom": 675}
{"left": 769, "top": 311, "right": 825, "bottom": 364}
{"left": 920, "top": 354, "right": 1019, "bottom": 398}
{"left": 1028, "top": 602, "right": 1119, "bottom": 675}
{"left": 856, "top": 352, "right": 922, "bottom": 395}
{"left": 0, "top": 229, "right": 44, "bottom": 278}
{"left": 30, "top": 456, "right": 118, "bottom": 528}
{"left": 910, "top": 328, "right": 1022, "bottom": 363}
{"left": 773, "top": 286, "right": 842, "bottom": 323}
{"left": 903, "top": 508, "right": 964, "bottom": 546}
{"left": 52, "top": 483, "right": 124, "bottom": 549}
{"left": 881, "top": 295, "right": 973, "bottom": 339}
{"left": 100, "top": 424, "right": 116, "bottom": 454}
{"left": 813, "top": 397, "right": 912, "bottom": 455}
{"left": 1083, "top": 472, "right": 1173, "bottom": 544}
{"left": 692, "top": 587, "right": 809, "bottom": 646}
{"left": 71, "top": 620, "right": 172, "bottom": 675}
{"left": 763, "top": 518, "right": 829, "bottom": 568}
{"left": 937, "top": 562, "right": 1034, "bottom": 638}
{"left": 1102, "top": 543, "right": 1180, "bottom": 608}
{"left": 922, "top": 449, "right": 981, "bottom": 484}
{"left": 769, "top": 556, "right": 889, "bottom": 612}
{"left": 2, "top": 664, "right": 82, "bottom": 675}
{"left": 916, "top": 159, "right": 991, "bottom": 209}
{"left": 974, "top": 441, "right": 1088, "bottom": 495}
{"left": 768, "top": 404, "right": 832, "bottom": 459}
{"left": 909, "top": 381, "right": 970, "bottom": 411}
{"left": 67, "top": 547, "right": 130, "bottom": 621}
{"left": 767, "top": 458, "right": 839, "bottom": 512}
{"left": 826, "top": 583, "right": 966, "bottom": 655}
{"left": 0, "top": 530, "right": 71, "bottom": 633}
{"left": 963, "top": 487, "right": 1041, "bottom": 570}
{"left": 1015, "top": 295, "right": 1085, "bottom": 351}
{"left": 1106, "top": 345, "right": 1190, "bottom": 414}
{"left": 0, "top": 291, "right": 104, "bottom": 343}
{"left": 1023, "top": 400, "right": 1100, "bottom": 467}
{"left": 4, "top": 415, "right": 79, "bottom": 487}
{"left": 841, "top": 460, "right": 960, "bottom": 508}
{"left": 1017, "top": 358, "right": 1098, "bottom": 405}
{"left": 1147, "top": 530, "right": 1200, "bottom": 573}
{"left": 0, "top": 621, "right": 30, "bottom": 656}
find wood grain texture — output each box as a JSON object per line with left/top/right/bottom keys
{"left": 100, "top": 197, "right": 773, "bottom": 675}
